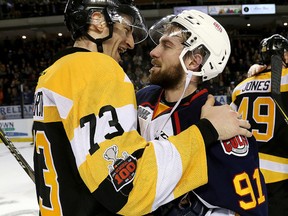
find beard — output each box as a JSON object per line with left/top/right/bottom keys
{"left": 149, "top": 63, "right": 185, "bottom": 90}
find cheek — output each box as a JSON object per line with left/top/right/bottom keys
{"left": 164, "top": 55, "right": 179, "bottom": 68}
{"left": 113, "top": 27, "right": 127, "bottom": 40}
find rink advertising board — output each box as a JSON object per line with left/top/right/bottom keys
{"left": 0, "top": 119, "right": 33, "bottom": 142}
{"left": 0, "top": 105, "right": 33, "bottom": 119}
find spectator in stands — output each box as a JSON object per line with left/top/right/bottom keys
{"left": 23, "top": 84, "right": 34, "bottom": 104}
{"left": 10, "top": 87, "right": 20, "bottom": 105}
{"left": 0, "top": 84, "right": 3, "bottom": 105}
{"left": 2, "top": 8, "right": 288, "bottom": 106}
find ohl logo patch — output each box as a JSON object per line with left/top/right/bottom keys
{"left": 221, "top": 135, "right": 249, "bottom": 157}
{"left": 104, "top": 145, "right": 137, "bottom": 192}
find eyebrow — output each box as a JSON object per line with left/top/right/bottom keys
{"left": 116, "top": 21, "right": 132, "bottom": 33}
{"left": 160, "top": 35, "right": 181, "bottom": 46}
{"left": 121, "top": 19, "right": 133, "bottom": 31}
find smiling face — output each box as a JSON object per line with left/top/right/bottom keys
{"left": 149, "top": 28, "right": 186, "bottom": 89}
{"left": 102, "top": 14, "right": 135, "bottom": 63}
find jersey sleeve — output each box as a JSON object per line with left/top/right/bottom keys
{"left": 33, "top": 52, "right": 208, "bottom": 215}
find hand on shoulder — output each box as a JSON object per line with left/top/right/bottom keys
{"left": 247, "top": 64, "right": 267, "bottom": 77}
{"left": 201, "top": 95, "right": 252, "bottom": 140}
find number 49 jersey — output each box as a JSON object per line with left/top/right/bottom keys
{"left": 231, "top": 69, "right": 288, "bottom": 215}
{"left": 231, "top": 69, "right": 288, "bottom": 184}
{"left": 137, "top": 86, "right": 268, "bottom": 216}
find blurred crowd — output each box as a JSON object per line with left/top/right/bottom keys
{"left": 1, "top": 0, "right": 288, "bottom": 19}
{"left": 0, "top": 0, "right": 66, "bottom": 19}
{"left": 1, "top": 0, "right": 288, "bottom": 106}
{"left": 1, "top": 27, "right": 287, "bottom": 107}
{"left": 0, "top": 36, "right": 72, "bottom": 106}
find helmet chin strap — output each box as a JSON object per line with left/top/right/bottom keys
{"left": 154, "top": 70, "right": 193, "bottom": 139}
{"left": 154, "top": 48, "right": 195, "bottom": 139}
{"left": 84, "top": 32, "right": 109, "bottom": 53}
{"left": 84, "top": 9, "right": 114, "bottom": 53}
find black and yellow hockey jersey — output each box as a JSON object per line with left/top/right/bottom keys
{"left": 32, "top": 47, "right": 212, "bottom": 216}
{"left": 137, "top": 86, "right": 268, "bottom": 216}
{"left": 231, "top": 68, "right": 288, "bottom": 215}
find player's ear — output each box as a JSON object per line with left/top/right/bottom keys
{"left": 186, "top": 53, "right": 203, "bottom": 71}
{"left": 90, "top": 11, "right": 106, "bottom": 32}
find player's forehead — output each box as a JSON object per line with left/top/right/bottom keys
{"left": 120, "top": 13, "right": 133, "bottom": 26}
{"left": 160, "top": 32, "right": 183, "bottom": 43}
{"left": 159, "top": 25, "right": 186, "bottom": 45}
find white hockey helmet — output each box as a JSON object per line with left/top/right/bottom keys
{"left": 149, "top": 9, "right": 231, "bottom": 81}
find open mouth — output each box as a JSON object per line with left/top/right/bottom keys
{"left": 151, "top": 59, "right": 161, "bottom": 67}
{"left": 118, "top": 47, "right": 126, "bottom": 55}
{"left": 149, "top": 65, "right": 161, "bottom": 74}
{"left": 150, "top": 59, "right": 161, "bottom": 72}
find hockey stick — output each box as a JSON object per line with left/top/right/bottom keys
{"left": 271, "top": 54, "right": 288, "bottom": 125}
{"left": 0, "top": 127, "right": 35, "bottom": 183}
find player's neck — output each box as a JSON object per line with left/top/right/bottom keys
{"left": 74, "top": 39, "right": 97, "bottom": 52}
{"left": 164, "top": 83, "right": 197, "bottom": 103}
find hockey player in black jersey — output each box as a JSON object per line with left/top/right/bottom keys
{"left": 137, "top": 10, "right": 268, "bottom": 215}
{"left": 232, "top": 34, "right": 288, "bottom": 216}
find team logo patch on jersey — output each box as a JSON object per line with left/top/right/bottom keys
{"left": 221, "top": 135, "right": 249, "bottom": 157}
{"left": 104, "top": 145, "right": 137, "bottom": 192}
{"left": 138, "top": 106, "right": 151, "bottom": 120}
